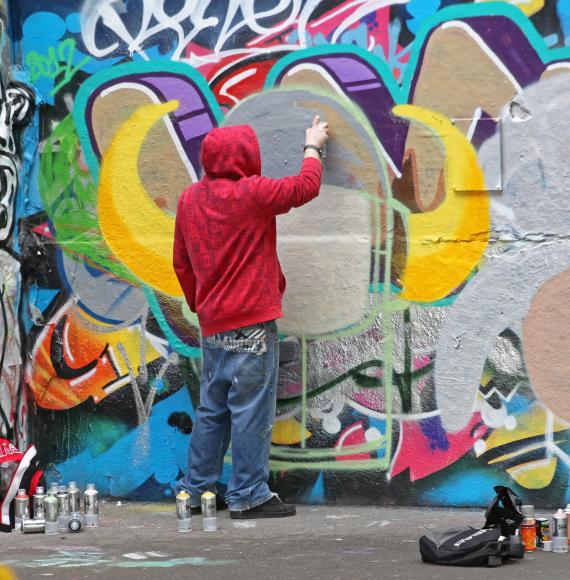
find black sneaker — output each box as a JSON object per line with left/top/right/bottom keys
{"left": 230, "top": 496, "right": 296, "bottom": 519}
{"left": 190, "top": 496, "right": 228, "bottom": 515}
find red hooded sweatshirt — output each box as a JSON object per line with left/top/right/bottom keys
{"left": 173, "top": 125, "right": 322, "bottom": 336}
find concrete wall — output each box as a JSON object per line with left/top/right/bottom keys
{"left": 4, "top": 0, "right": 570, "bottom": 506}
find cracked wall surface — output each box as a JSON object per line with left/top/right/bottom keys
{"left": 4, "top": 0, "right": 570, "bottom": 506}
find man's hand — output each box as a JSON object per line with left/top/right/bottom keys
{"left": 305, "top": 115, "right": 329, "bottom": 151}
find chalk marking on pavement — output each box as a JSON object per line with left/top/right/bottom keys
{"left": 232, "top": 521, "right": 256, "bottom": 528}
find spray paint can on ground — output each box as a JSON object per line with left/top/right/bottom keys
{"left": 67, "top": 482, "right": 80, "bottom": 513}
{"left": 520, "top": 505, "right": 536, "bottom": 551}
{"left": 22, "top": 517, "right": 45, "bottom": 534}
{"left": 536, "top": 517, "right": 550, "bottom": 548}
{"left": 520, "top": 518, "right": 537, "bottom": 551}
{"left": 44, "top": 491, "right": 58, "bottom": 535}
{"left": 564, "top": 503, "right": 570, "bottom": 545}
{"left": 552, "top": 508, "right": 568, "bottom": 553}
{"left": 84, "top": 483, "right": 99, "bottom": 527}
{"left": 201, "top": 492, "right": 217, "bottom": 532}
{"left": 14, "top": 489, "right": 29, "bottom": 533}
{"left": 33, "top": 486, "right": 46, "bottom": 519}
{"left": 176, "top": 491, "right": 192, "bottom": 532}
{"left": 68, "top": 513, "right": 83, "bottom": 533}
{"left": 56, "top": 485, "right": 70, "bottom": 531}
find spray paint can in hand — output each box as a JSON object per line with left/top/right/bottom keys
{"left": 33, "top": 486, "right": 46, "bottom": 519}
{"left": 201, "top": 492, "right": 217, "bottom": 532}
{"left": 176, "top": 491, "right": 192, "bottom": 532}
{"left": 14, "top": 489, "right": 29, "bottom": 533}
{"left": 67, "top": 481, "right": 80, "bottom": 513}
{"left": 552, "top": 508, "right": 568, "bottom": 553}
{"left": 84, "top": 483, "right": 99, "bottom": 527}
{"left": 44, "top": 491, "right": 59, "bottom": 535}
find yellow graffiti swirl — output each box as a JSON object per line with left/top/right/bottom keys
{"left": 98, "top": 101, "right": 183, "bottom": 297}
{"left": 393, "top": 105, "right": 490, "bottom": 302}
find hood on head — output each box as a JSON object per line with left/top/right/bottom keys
{"left": 200, "top": 125, "right": 261, "bottom": 179}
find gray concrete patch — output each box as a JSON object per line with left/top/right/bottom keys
{"left": 1, "top": 503, "right": 568, "bottom": 579}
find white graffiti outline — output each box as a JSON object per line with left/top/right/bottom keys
{"left": 80, "top": 0, "right": 411, "bottom": 67}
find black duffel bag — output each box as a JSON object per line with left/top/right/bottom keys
{"left": 420, "top": 527, "right": 513, "bottom": 567}
{"left": 419, "top": 486, "right": 525, "bottom": 567}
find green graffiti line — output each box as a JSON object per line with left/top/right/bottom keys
{"left": 25, "top": 38, "right": 91, "bottom": 96}
{"left": 39, "top": 114, "right": 135, "bottom": 284}
{"left": 276, "top": 358, "right": 434, "bottom": 410}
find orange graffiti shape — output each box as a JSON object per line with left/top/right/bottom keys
{"left": 27, "top": 304, "right": 159, "bottom": 410}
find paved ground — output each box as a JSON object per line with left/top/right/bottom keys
{"left": 0, "top": 503, "right": 568, "bottom": 579}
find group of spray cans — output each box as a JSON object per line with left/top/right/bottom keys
{"left": 176, "top": 491, "right": 217, "bottom": 532}
{"left": 13, "top": 482, "right": 99, "bottom": 535}
{"left": 519, "top": 503, "right": 570, "bottom": 553}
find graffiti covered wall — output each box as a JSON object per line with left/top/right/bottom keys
{"left": 0, "top": 0, "right": 34, "bottom": 448}
{"left": 5, "top": 0, "right": 570, "bottom": 506}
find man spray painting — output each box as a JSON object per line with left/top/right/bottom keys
{"left": 173, "top": 116, "right": 329, "bottom": 518}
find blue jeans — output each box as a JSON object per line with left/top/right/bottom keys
{"left": 179, "top": 320, "right": 279, "bottom": 511}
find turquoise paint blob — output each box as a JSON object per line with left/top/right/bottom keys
{"left": 505, "top": 393, "right": 534, "bottom": 416}
{"left": 23, "top": 12, "right": 66, "bottom": 43}
{"left": 406, "top": 0, "right": 442, "bottom": 35}
{"left": 22, "top": 12, "right": 66, "bottom": 101}
{"left": 304, "top": 472, "right": 325, "bottom": 504}
{"left": 65, "top": 12, "right": 82, "bottom": 34}
{"left": 419, "top": 469, "right": 513, "bottom": 506}
{"left": 54, "top": 388, "right": 195, "bottom": 496}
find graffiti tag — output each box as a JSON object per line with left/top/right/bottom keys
{"left": 25, "top": 39, "right": 91, "bottom": 96}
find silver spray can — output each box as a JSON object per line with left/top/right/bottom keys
{"left": 67, "top": 481, "right": 80, "bottom": 513}
{"left": 201, "top": 492, "right": 217, "bottom": 532}
{"left": 14, "top": 488, "right": 29, "bottom": 533}
{"left": 68, "top": 512, "right": 83, "bottom": 533}
{"left": 33, "top": 486, "right": 46, "bottom": 519}
{"left": 56, "top": 485, "right": 70, "bottom": 531}
{"left": 176, "top": 490, "right": 192, "bottom": 532}
{"left": 552, "top": 508, "right": 568, "bottom": 553}
{"left": 84, "top": 483, "right": 99, "bottom": 527}
{"left": 44, "top": 491, "right": 59, "bottom": 535}
{"left": 22, "top": 517, "right": 45, "bottom": 533}
{"left": 49, "top": 482, "right": 59, "bottom": 495}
